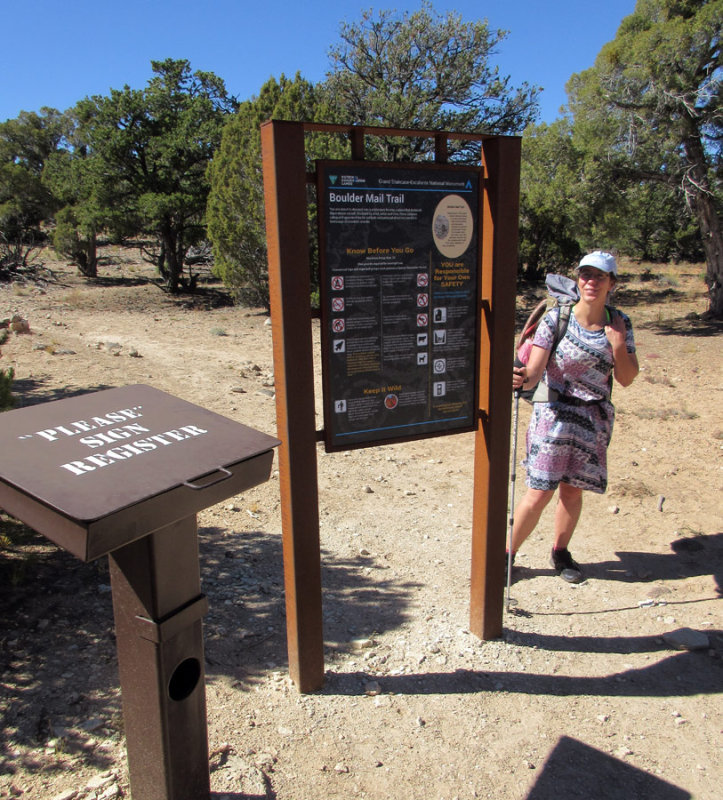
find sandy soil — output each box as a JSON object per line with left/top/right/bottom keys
{"left": 0, "top": 249, "right": 721, "bottom": 800}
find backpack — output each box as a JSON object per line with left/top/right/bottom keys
{"left": 514, "top": 274, "right": 577, "bottom": 403}
{"left": 515, "top": 273, "right": 615, "bottom": 403}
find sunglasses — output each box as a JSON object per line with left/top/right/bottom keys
{"left": 578, "top": 269, "right": 611, "bottom": 282}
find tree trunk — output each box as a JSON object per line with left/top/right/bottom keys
{"left": 78, "top": 231, "right": 97, "bottom": 278}
{"left": 160, "top": 226, "right": 181, "bottom": 293}
{"left": 683, "top": 135, "right": 722, "bottom": 318}
{"left": 524, "top": 248, "right": 543, "bottom": 282}
{"left": 697, "top": 196, "right": 723, "bottom": 318}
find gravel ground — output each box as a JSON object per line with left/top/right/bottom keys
{"left": 0, "top": 252, "right": 720, "bottom": 800}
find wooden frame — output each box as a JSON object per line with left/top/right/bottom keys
{"left": 262, "top": 121, "right": 520, "bottom": 691}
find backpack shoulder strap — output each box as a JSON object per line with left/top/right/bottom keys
{"left": 605, "top": 304, "right": 616, "bottom": 395}
{"left": 515, "top": 298, "right": 550, "bottom": 352}
{"left": 552, "top": 304, "right": 572, "bottom": 353}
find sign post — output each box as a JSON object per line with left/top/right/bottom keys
{"left": 470, "top": 136, "right": 521, "bottom": 639}
{"left": 261, "top": 121, "right": 326, "bottom": 692}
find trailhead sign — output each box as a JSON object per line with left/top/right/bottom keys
{"left": 318, "top": 162, "right": 481, "bottom": 450}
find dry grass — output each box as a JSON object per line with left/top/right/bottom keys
{"left": 631, "top": 406, "right": 699, "bottom": 420}
{"left": 642, "top": 374, "right": 675, "bottom": 387}
{"left": 608, "top": 478, "right": 655, "bottom": 498}
{"left": 60, "top": 288, "right": 92, "bottom": 309}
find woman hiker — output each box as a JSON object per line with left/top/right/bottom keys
{"left": 510, "top": 251, "right": 639, "bottom": 583}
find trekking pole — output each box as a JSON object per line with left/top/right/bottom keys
{"left": 506, "top": 389, "right": 521, "bottom": 611}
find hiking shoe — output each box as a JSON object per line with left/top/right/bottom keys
{"left": 550, "top": 548, "right": 583, "bottom": 583}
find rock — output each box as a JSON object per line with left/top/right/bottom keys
{"left": 663, "top": 628, "right": 709, "bottom": 651}
{"left": 85, "top": 772, "right": 116, "bottom": 790}
{"left": 363, "top": 485, "right": 374, "bottom": 493}
{"left": 51, "top": 791, "right": 77, "bottom": 800}
{"left": 645, "top": 587, "right": 671, "bottom": 600}
{"left": 223, "top": 754, "right": 270, "bottom": 795}
{"left": 81, "top": 717, "right": 106, "bottom": 732}
{"left": 608, "top": 505, "right": 620, "bottom": 514}
{"left": 363, "top": 680, "right": 381, "bottom": 696}
{"left": 657, "top": 495, "right": 665, "bottom": 511}
{"left": 254, "top": 751, "right": 277, "bottom": 769}
{"left": 10, "top": 316, "right": 30, "bottom": 333}
{"left": 334, "top": 762, "right": 349, "bottom": 773}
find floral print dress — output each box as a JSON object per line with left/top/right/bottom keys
{"left": 524, "top": 307, "right": 636, "bottom": 493}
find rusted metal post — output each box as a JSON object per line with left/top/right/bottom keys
{"left": 470, "top": 135, "right": 521, "bottom": 639}
{"left": 261, "top": 120, "right": 325, "bottom": 691}
{"left": 434, "top": 133, "right": 448, "bottom": 163}
{"left": 350, "top": 127, "right": 365, "bottom": 160}
{"left": 109, "top": 516, "right": 210, "bottom": 800}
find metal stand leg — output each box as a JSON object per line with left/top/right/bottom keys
{"left": 109, "top": 516, "right": 210, "bottom": 800}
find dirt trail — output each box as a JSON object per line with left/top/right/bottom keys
{"left": 0, "top": 253, "right": 720, "bottom": 800}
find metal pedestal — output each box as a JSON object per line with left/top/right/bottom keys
{"left": 0, "top": 385, "right": 279, "bottom": 800}
{"left": 110, "top": 516, "right": 210, "bottom": 800}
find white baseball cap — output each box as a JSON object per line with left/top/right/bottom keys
{"left": 577, "top": 250, "right": 617, "bottom": 275}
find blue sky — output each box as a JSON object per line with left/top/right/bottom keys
{"left": 1, "top": 0, "right": 637, "bottom": 125}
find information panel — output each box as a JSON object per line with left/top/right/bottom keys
{"left": 319, "top": 162, "right": 481, "bottom": 450}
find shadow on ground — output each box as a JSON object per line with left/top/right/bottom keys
{"left": 0, "top": 516, "right": 719, "bottom": 792}
{"left": 9, "top": 375, "right": 116, "bottom": 407}
{"left": 514, "top": 278, "right": 721, "bottom": 338}
{"left": 322, "top": 637, "right": 721, "bottom": 698}
{"left": 526, "top": 736, "right": 690, "bottom": 800}
{"left": 638, "top": 315, "right": 723, "bottom": 337}
{"left": 509, "top": 532, "right": 722, "bottom": 597}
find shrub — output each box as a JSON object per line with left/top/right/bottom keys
{"left": 0, "top": 366, "right": 14, "bottom": 411}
